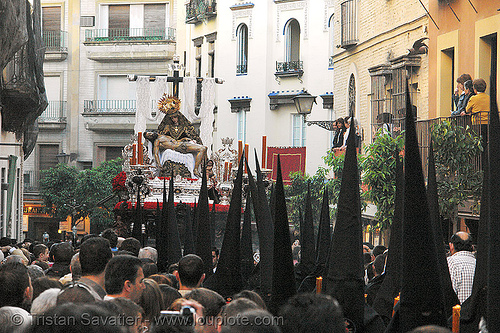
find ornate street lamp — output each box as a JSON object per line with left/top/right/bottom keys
{"left": 56, "top": 151, "right": 70, "bottom": 164}
{"left": 292, "top": 91, "right": 317, "bottom": 115}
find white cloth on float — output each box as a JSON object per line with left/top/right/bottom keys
{"left": 147, "top": 141, "right": 196, "bottom": 178}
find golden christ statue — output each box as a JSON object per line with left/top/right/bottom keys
{"left": 144, "top": 95, "right": 207, "bottom": 178}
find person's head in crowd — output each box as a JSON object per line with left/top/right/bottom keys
{"left": 456, "top": 73, "right": 473, "bottom": 91}
{"left": 0, "top": 262, "right": 32, "bottom": 310}
{"left": 105, "top": 254, "right": 145, "bottom": 302}
{"left": 28, "top": 264, "right": 45, "bottom": 281}
{"left": 30, "top": 288, "right": 60, "bottom": 315}
{"left": 139, "top": 279, "right": 164, "bottom": 329}
{"left": 11, "top": 249, "right": 29, "bottom": 265}
{"left": 101, "top": 229, "right": 119, "bottom": 250}
{"left": 5, "top": 254, "right": 28, "bottom": 266}
{"left": 336, "top": 117, "right": 345, "bottom": 130}
{"left": 220, "top": 309, "right": 281, "bottom": 333}
{"left": 108, "top": 297, "right": 146, "bottom": 333}
{"left": 168, "top": 297, "right": 188, "bottom": 311}
{"left": 33, "top": 259, "right": 49, "bottom": 271}
{"left": 185, "top": 288, "right": 225, "bottom": 318}
{"left": 279, "top": 293, "right": 345, "bottom": 333}
{"left": 57, "top": 283, "right": 98, "bottom": 305}
{"left": 70, "top": 252, "right": 82, "bottom": 280}
{"left": 119, "top": 238, "right": 141, "bottom": 257}
{"left": 30, "top": 303, "right": 125, "bottom": 333}
{"left": 372, "top": 253, "right": 387, "bottom": 277}
{"left": 80, "top": 237, "right": 112, "bottom": 279}
{"left": 372, "top": 245, "right": 387, "bottom": 258}
{"left": 139, "top": 247, "right": 158, "bottom": 264}
{"left": 211, "top": 247, "right": 219, "bottom": 269}
{"left": 473, "top": 78, "right": 487, "bottom": 94}
{"left": 464, "top": 80, "right": 475, "bottom": 95}
{"left": 220, "top": 298, "right": 260, "bottom": 319}
{"left": 116, "top": 250, "right": 136, "bottom": 256}
{"left": 159, "top": 284, "right": 182, "bottom": 310}
{"left": 175, "top": 255, "right": 205, "bottom": 290}
{"left": 20, "top": 248, "right": 32, "bottom": 261}
{"left": 0, "top": 306, "right": 31, "bottom": 333}
{"left": 51, "top": 242, "right": 74, "bottom": 264}
{"left": 117, "top": 237, "right": 125, "bottom": 248}
{"left": 80, "top": 234, "right": 99, "bottom": 245}
{"left": 409, "top": 325, "right": 452, "bottom": 333}
{"left": 149, "top": 274, "right": 170, "bottom": 285}
{"left": 32, "top": 276, "right": 63, "bottom": 301}
{"left": 449, "top": 231, "right": 473, "bottom": 255}
{"left": 233, "top": 290, "right": 267, "bottom": 310}
{"left": 141, "top": 258, "right": 159, "bottom": 278}
{"left": 363, "top": 242, "right": 373, "bottom": 254}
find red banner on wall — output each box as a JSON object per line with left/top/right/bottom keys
{"left": 266, "top": 147, "right": 306, "bottom": 184}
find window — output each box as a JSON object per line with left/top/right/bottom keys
{"left": 292, "top": 114, "right": 306, "bottom": 147}
{"left": 195, "top": 44, "right": 202, "bottom": 77}
{"left": 328, "top": 14, "right": 335, "bottom": 69}
{"left": 348, "top": 74, "right": 356, "bottom": 117}
{"left": 98, "top": 75, "right": 136, "bottom": 101}
{"left": 237, "top": 110, "right": 247, "bottom": 143}
{"left": 237, "top": 23, "right": 248, "bottom": 74}
{"left": 340, "top": 0, "right": 357, "bottom": 48}
{"left": 285, "top": 19, "right": 300, "bottom": 62}
{"left": 39, "top": 145, "right": 59, "bottom": 171}
{"left": 42, "top": 6, "right": 62, "bottom": 50}
{"left": 108, "top": 4, "right": 130, "bottom": 38}
{"left": 105, "top": 147, "right": 123, "bottom": 161}
{"left": 208, "top": 41, "right": 215, "bottom": 78}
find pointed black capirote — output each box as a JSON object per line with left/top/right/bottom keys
{"left": 157, "top": 179, "right": 169, "bottom": 272}
{"left": 427, "top": 140, "right": 460, "bottom": 316}
{"left": 315, "top": 187, "right": 331, "bottom": 271}
{"left": 324, "top": 117, "right": 365, "bottom": 331}
{"left": 299, "top": 183, "right": 316, "bottom": 277}
{"left": 183, "top": 204, "right": 195, "bottom": 255}
{"left": 205, "top": 154, "right": 245, "bottom": 298}
{"left": 487, "top": 74, "right": 500, "bottom": 332}
{"left": 399, "top": 81, "right": 446, "bottom": 331}
{"left": 241, "top": 194, "right": 254, "bottom": 281}
{"left": 460, "top": 149, "right": 489, "bottom": 332}
{"left": 195, "top": 163, "right": 213, "bottom": 278}
{"left": 373, "top": 150, "right": 404, "bottom": 322}
{"left": 131, "top": 186, "right": 143, "bottom": 244}
{"left": 246, "top": 151, "right": 274, "bottom": 296}
{"left": 166, "top": 175, "right": 182, "bottom": 266}
{"left": 269, "top": 155, "right": 296, "bottom": 315}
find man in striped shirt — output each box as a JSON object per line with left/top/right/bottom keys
{"left": 447, "top": 232, "right": 476, "bottom": 304}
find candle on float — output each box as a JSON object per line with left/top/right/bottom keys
{"left": 452, "top": 305, "right": 461, "bottom": 333}
{"left": 238, "top": 140, "right": 243, "bottom": 162}
{"left": 262, "top": 136, "right": 267, "bottom": 168}
{"left": 229, "top": 162, "right": 232, "bottom": 175}
{"left": 131, "top": 144, "right": 137, "bottom": 165}
{"left": 138, "top": 132, "right": 143, "bottom": 165}
{"left": 392, "top": 295, "right": 400, "bottom": 317}
{"left": 244, "top": 144, "right": 249, "bottom": 173}
{"left": 316, "top": 276, "right": 322, "bottom": 294}
{"left": 224, "top": 162, "right": 229, "bottom": 182}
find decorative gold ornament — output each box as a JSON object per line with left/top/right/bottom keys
{"left": 158, "top": 94, "right": 181, "bottom": 115}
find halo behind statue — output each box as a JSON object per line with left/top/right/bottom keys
{"left": 158, "top": 94, "right": 181, "bottom": 115}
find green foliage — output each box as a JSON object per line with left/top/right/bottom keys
{"left": 431, "top": 121, "right": 483, "bottom": 221}
{"left": 361, "top": 130, "right": 405, "bottom": 231}
{"left": 39, "top": 158, "right": 123, "bottom": 232}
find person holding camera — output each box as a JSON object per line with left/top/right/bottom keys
{"left": 447, "top": 231, "right": 476, "bottom": 304}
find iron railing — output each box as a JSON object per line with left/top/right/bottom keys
{"left": 84, "top": 100, "right": 137, "bottom": 113}
{"left": 329, "top": 56, "right": 334, "bottom": 69}
{"left": 276, "top": 61, "right": 303, "bottom": 73}
{"left": 186, "top": 0, "right": 217, "bottom": 23}
{"left": 340, "top": 0, "right": 358, "bottom": 48}
{"left": 237, "top": 64, "right": 247, "bottom": 74}
{"left": 42, "top": 30, "right": 68, "bottom": 52}
{"left": 84, "top": 28, "right": 176, "bottom": 42}
{"left": 39, "top": 101, "right": 67, "bottom": 122}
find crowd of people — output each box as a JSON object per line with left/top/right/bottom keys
{"left": 0, "top": 225, "right": 473, "bottom": 333}
{"left": 452, "top": 74, "right": 490, "bottom": 118}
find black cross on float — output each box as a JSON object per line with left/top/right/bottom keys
{"left": 127, "top": 56, "right": 224, "bottom": 98}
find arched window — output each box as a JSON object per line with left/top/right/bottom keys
{"left": 236, "top": 23, "right": 248, "bottom": 74}
{"left": 349, "top": 74, "right": 356, "bottom": 117}
{"left": 328, "top": 14, "right": 335, "bottom": 68}
{"left": 285, "top": 19, "right": 300, "bottom": 63}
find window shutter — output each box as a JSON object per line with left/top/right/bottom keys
{"left": 109, "top": 5, "right": 130, "bottom": 30}
{"left": 39, "top": 145, "right": 59, "bottom": 171}
{"left": 42, "top": 6, "right": 61, "bottom": 31}
{"left": 144, "top": 4, "right": 166, "bottom": 30}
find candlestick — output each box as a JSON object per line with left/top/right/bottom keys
{"left": 224, "top": 162, "right": 229, "bottom": 182}
{"left": 138, "top": 132, "right": 143, "bottom": 165}
{"left": 392, "top": 295, "right": 400, "bottom": 317}
{"left": 452, "top": 305, "right": 461, "bottom": 333}
{"left": 262, "top": 136, "right": 267, "bottom": 169}
{"left": 131, "top": 144, "right": 137, "bottom": 165}
{"left": 316, "top": 276, "right": 322, "bottom": 294}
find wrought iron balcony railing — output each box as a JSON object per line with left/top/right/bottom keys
{"left": 39, "top": 101, "right": 67, "bottom": 122}
{"left": 186, "top": 0, "right": 217, "bottom": 23}
{"left": 23, "top": 170, "right": 38, "bottom": 192}
{"left": 276, "top": 61, "right": 304, "bottom": 73}
{"left": 340, "top": 0, "right": 358, "bottom": 48}
{"left": 237, "top": 64, "right": 247, "bottom": 74}
{"left": 84, "top": 100, "right": 137, "bottom": 113}
{"left": 42, "top": 30, "right": 68, "bottom": 52}
{"left": 84, "top": 28, "right": 176, "bottom": 43}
